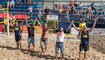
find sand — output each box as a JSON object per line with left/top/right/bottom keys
{"left": 0, "top": 33, "right": 105, "bottom": 60}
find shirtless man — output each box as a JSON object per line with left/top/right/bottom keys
{"left": 40, "top": 23, "right": 48, "bottom": 53}
{"left": 40, "top": 22, "right": 54, "bottom": 53}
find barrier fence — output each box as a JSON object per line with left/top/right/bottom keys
{"left": 0, "top": 24, "right": 42, "bottom": 34}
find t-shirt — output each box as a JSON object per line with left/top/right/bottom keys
{"left": 14, "top": 25, "right": 22, "bottom": 36}
{"left": 81, "top": 31, "right": 89, "bottom": 44}
{"left": 57, "top": 31, "right": 65, "bottom": 42}
{"left": 79, "top": 22, "right": 86, "bottom": 30}
{"left": 45, "top": 9, "right": 50, "bottom": 14}
{"left": 27, "top": 26, "right": 34, "bottom": 37}
{"left": 39, "top": 19, "right": 43, "bottom": 25}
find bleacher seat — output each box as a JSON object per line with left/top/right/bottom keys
{"left": 0, "top": 0, "right": 43, "bottom": 19}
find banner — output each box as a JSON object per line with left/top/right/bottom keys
{"left": 0, "top": 24, "right": 3, "bottom": 32}
{"left": 47, "top": 15, "right": 58, "bottom": 20}
{"left": 90, "top": 28, "right": 105, "bottom": 35}
{"left": 21, "top": 25, "right": 42, "bottom": 34}
{"left": 34, "top": 26, "right": 42, "bottom": 34}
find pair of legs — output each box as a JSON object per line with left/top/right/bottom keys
{"left": 15, "top": 36, "right": 21, "bottom": 49}
{"left": 28, "top": 37, "right": 35, "bottom": 50}
{"left": 79, "top": 44, "right": 89, "bottom": 60}
{"left": 40, "top": 38, "right": 48, "bottom": 53}
{"left": 55, "top": 43, "right": 64, "bottom": 60}
{"left": 79, "top": 51, "right": 87, "bottom": 60}
{"left": 16, "top": 40, "right": 21, "bottom": 49}
{"left": 89, "top": 11, "right": 93, "bottom": 19}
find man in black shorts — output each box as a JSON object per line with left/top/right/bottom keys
{"left": 26, "top": 19, "right": 35, "bottom": 50}
{"left": 14, "top": 21, "right": 22, "bottom": 49}
{"left": 72, "top": 17, "right": 98, "bottom": 60}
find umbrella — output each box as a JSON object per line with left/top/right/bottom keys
{"left": 13, "top": 14, "right": 30, "bottom": 19}
{"left": 0, "top": 13, "right": 13, "bottom": 18}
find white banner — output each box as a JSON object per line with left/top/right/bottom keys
{"left": 71, "top": 27, "right": 105, "bottom": 35}
{"left": 90, "top": 28, "right": 105, "bottom": 35}
{"left": 47, "top": 15, "right": 58, "bottom": 20}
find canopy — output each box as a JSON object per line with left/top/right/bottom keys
{"left": 13, "top": 14, "right": 30, "bottom": 19}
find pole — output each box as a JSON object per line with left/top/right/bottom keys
{"left": 7, "top": 1, "right": 10, "bottom": 36}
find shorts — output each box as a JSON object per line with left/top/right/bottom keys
{"left": 40, "top": 38, "right": 48, "bottom": 47}
{"left": 56, "top": 42, "right": 64, "bottom": 54}
{"left": 28, "top": 37, "right": 35, "bottom": 45}
{"left": 15, "top": 35, "right": 21, "bottom": 42}
{"left": 80, "top": 44, "right": 89, "bottom": 51}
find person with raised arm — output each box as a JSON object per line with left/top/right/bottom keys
{"left": 55, "top": 21, "right": 73, "bottom": 60}
{"left": 72, "top": 17, "right": 98, "bottom": 60}
{"left": 14, "top": 21, "right": 22, "bottom": 49}
{"left": 26, "top": 18, "right": 35, "bottom": 51}
{"left": 40, "top": 22, "right": 54, "bottom": 54}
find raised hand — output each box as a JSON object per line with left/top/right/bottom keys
{"left": 94, "top": 16, "right": 98, "bottom": 22}
{"left": 71, "top": 20, "right": 74, "bottom": 24}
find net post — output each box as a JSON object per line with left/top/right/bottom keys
{"left": 7, "top": 1, "right": 10, "bottom": 36}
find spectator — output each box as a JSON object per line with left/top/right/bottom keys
{"left": 16, "top": 0, "right": 20, "bottom": 2}
{"left": 71, "top": 5, "right": 75, "bottom": 14}
{"left": 0, "top": 4, "right": 2, "bottom": 9}
{"left": 59, "top": 3, "right": 62, "bottom": 8}
{"left": 70, "top": 0, "right": 76, "bottom": 6}
{"left": 67, "top": 4, "right": 70, "bottom": 10}
{"left": 83, "top": 8, "right": 88, "bottom": 19}
{"left": 98, "top": 13, "right": 104, "bottom": 24}
{"left": 38, "top": 8, "right": 42, "bottom": 19}
{"left": 28, "top": 0, "right": 32, "bottom": 3}
{"left": 74, "top": 0, "right": 78, "bottom": 7}
{"left": 58, "top": 7, "right": 63, "bottom": 22}
{"left": 62, "top": 4, "right": 66, "bottom": 9}
{"left": 88, "top": 5, "right": 93, "bottom": 19}
{"left": 10, "top": 0, "right": 15, "bottom": 8}
{"left": 44, "top": 6, "right": 50, "bottom": 16}
{"left": 53, "top": 7, "right": 58, "bottom": 15}
{"left": 70, "top": 0, "right": 74, "bottom": 6}
{"left": 54, "top": 2, "right": 58, "bottom": 9}
{"left": 28, "top": 6, "right": 33, "bottom": 16}
{"left": 78, "top": 2, "right": 82, "bottom": 9}
{"left": 91, "top": 2, "right": 96, "bottom": 14}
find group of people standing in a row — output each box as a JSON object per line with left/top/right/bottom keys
{"left": 13, "top": 17, "right": 98, "bottom": 60}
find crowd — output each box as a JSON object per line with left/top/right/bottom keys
{"left": 47, "top": 1, "right": 104, "bottom": 22}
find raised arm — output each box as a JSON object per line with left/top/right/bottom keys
{"left": 66, "top": 21, "right": 73, "bottom": 32}
{"left": 26, "top": 18, "right": 28, "bottom": 25}
{"left": 37, "top": 20, "right": 42, "bottom": 26}
{"left": 89, "top": 17, "right": 98, "bottom": 32}
{"left": 72, "top": 21, "right": 81, "bottom": 32}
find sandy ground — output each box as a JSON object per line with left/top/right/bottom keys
{"left": 0, "top": 33, "right": 105, "bottom": 60}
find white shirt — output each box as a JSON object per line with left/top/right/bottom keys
{"left": 57, "top": 31, "right": 65, "bottom": 42}
{"left": 10, "top": 1, "right": 15, "bottom": 5}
